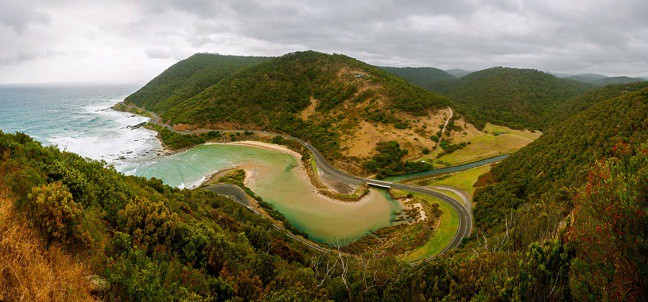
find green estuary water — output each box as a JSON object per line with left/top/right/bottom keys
{"left": 133, "top": 143, "right": 403, "bottom": 244}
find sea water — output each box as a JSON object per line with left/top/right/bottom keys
{"left": 0, "top": 84, "right": 401, "bottom": 244}
{"left": 0, "top": 83, "right": 161, "bottom": 171}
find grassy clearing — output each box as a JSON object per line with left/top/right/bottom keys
{"left": 389, "top": 188, "right": 411, "bottom": 199}
{"left": 411, "top": 165, "right": 491, "bottom": 197}
{"left": 403, "top": 193, "right": 459, "bottom": 261}
{"left": 421, "top": 123, "right": 541, "bottom": 166}
{"left": 419, "top": 165, "right": 491, "bottom": 197}
{"left": 484, "top": 123, "right": 541, "bottom": 140}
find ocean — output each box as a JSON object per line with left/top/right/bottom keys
{"left": 0, "top": 83, "right": 162, "bottom": 172}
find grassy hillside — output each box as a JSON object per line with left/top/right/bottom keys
{"left": 379, "top": 66, "right": 456, "bottom": 91}
{"left": 165, "top": 51, "right": 450, "bottom": 126}
{"left": 441, "top": 67, "right": 594, "bottom": 130}
{"left": 473, "top": 86, "right": 648, "bottom": 236}
{"left": 125, "top": 53, "right": 270, "bottom": 113}
{"left": 126, "top": 51, "right": 453, "bottom": 173}
{"left": 419, "top": 123, "right": 541, "bottom": 166}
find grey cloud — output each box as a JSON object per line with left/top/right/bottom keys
{"left": 0, "top": 44, "right": 41, "bottom": 65}
{"left": 2, "top": 0, "right": 648, "bottom": 83}
{"left": 145, "top": 47, "right": 191, "bottom": 60}
{"left": 0, "top": 0, "right": 49, "bottom": 34}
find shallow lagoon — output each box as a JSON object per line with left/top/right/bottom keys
{"left": 134, "top": 143, "right": 402, "bottom": 244}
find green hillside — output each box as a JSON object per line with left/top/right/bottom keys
{"left": 549, "top": 81, "right": 648, "bottom": 125}
{"left": 473, "top": 86, "right": 648, "bottom": 236}
{"left": 127, "top": 51, "right": 452, "bottom": 161}
{"left": 379, "top": 66, "right": 456, "bottom": 91}
{"left": 125, "top": 53, "right": 270, "bottom": 113}
{"left": 441, "top": 67, "right": 594, "bottom": 130}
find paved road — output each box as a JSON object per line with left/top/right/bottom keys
{"left": 203, "top": 184, "right": 256, "bottom": 211}
{"left": 119, "top": 103, "right": 473, "bottom": 255}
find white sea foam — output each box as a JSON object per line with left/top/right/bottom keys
{"left": 46, "top": 99, "right": 162, "bottom": 172}
{"left": 188, "top": 176, "right": 207, "bottom": 189}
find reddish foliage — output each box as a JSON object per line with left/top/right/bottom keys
{"left": 566, "top": 144, "right": 647, "bottom": 301}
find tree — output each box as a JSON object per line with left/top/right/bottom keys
{"left": 119, "top": 196, "right": 180, "bottom": 253}
{"left": 363, "top": 141, "right": 431, "bottom": 178}
{"left": 566, "top": 144, "right": 647, "bottom": 301}
{"left": 515, "top": 239, "right": 572, "bottom": 301}
{"left": 45, "top": 160, "right": 95, "bottom": 207}
{"left": 27, "top": 181, "right": 90, "bottom": 246}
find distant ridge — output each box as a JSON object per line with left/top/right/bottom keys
{"left": 559, "top": 73, "right": 646, "bottom": 86}
{"left": 439, "top": 67, "right": 594, "bottom": 130}
{"left": 378, "top": 66, "right": 455, "bottom": 91}
{"left": 564, "top": 73, "right": 608, "bottom": 83}
{"left": 445, "top": 69, "right": 472, "bottom": 78}
{"left": 590, "top": 76, "right": 646, "bottom": 86}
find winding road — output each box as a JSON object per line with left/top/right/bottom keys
{"left": 119, "top": 103, "right": 473, "bottom": 256}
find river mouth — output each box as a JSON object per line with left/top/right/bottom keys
{"left": 132, "top": 142, "right": 402, "bottom": 245}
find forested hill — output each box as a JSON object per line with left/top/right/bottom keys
{"left": 378, "top": 66, "right": 456, "bottom": 91}
{"left": 125, "top": 53, "right": 270, "bottom": 113}
{"left": 548, "top": 81, "right": 648, "bottom": 125}
{"left": 438, "top": 67, "right": 594, "bottom": 130}
{"left": 474, "top": 85, "right": 648, "bottom": 235}
{"left": 161, "top": 51, "right": 449, "bottom": 123}
{"left": 126, "top": 51, "right": 452, "bottom": 162}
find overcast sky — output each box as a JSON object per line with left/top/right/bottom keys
{"left": 1, "top": 0, "right": 646, "bottom": 84}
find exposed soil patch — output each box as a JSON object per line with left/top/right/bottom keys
{"left": 299, "top": 97, "right": 319, "bottom": 120}
{"left": 339, "top": 108, "right": 451, "bottom": 160}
